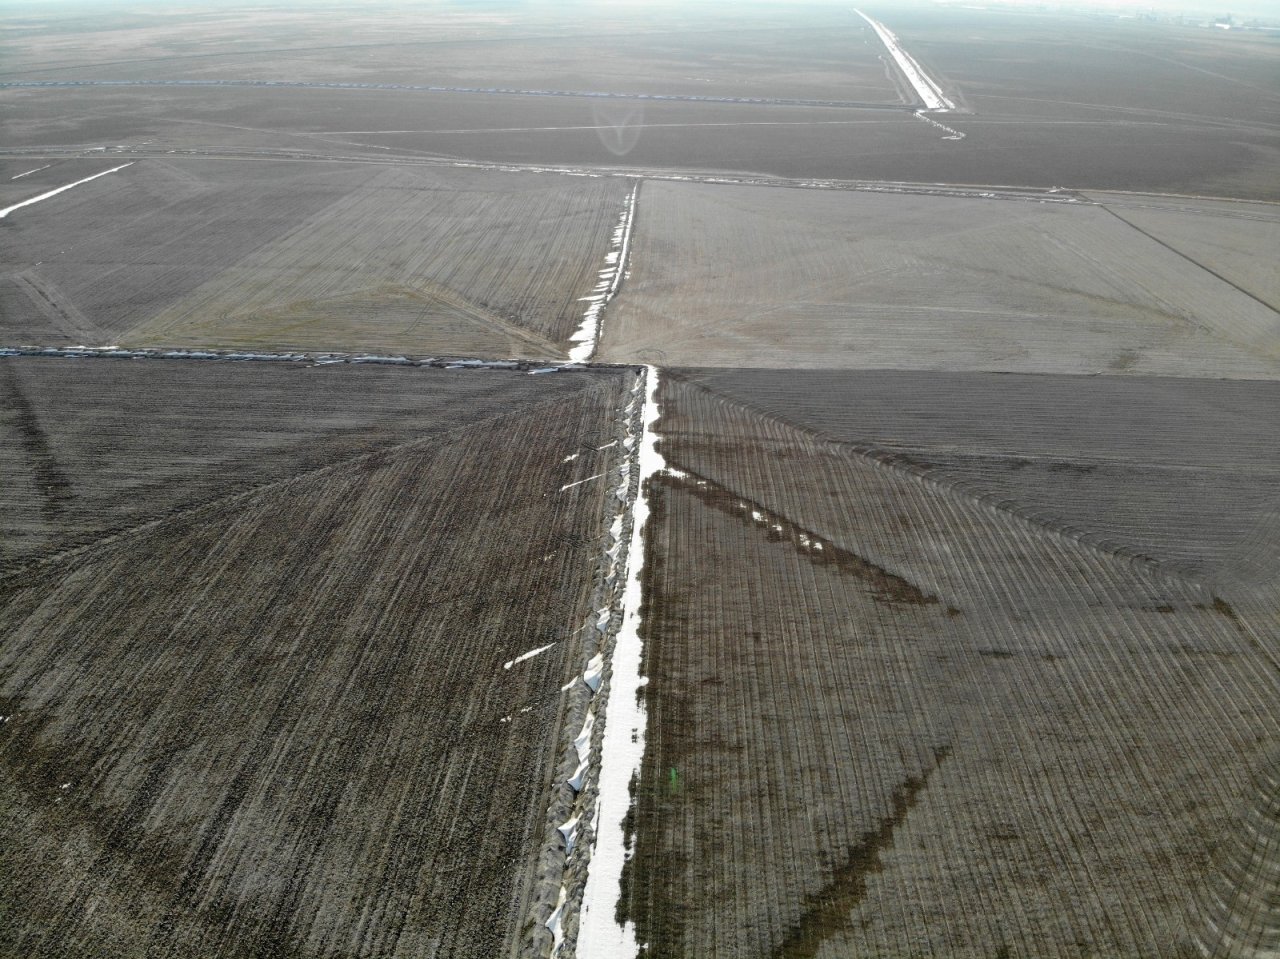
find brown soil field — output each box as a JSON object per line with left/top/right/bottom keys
{"left": 0, "top": 356, "right": 638, "bottom": 958}
{"left": 0, "top": 357, "right": 621, "bottom": 573}
{"left": 0, "top": 4, "right": 900, "bottom": 103}
{"left": 596, "top": 180, "right": 1280, "bottom": 376}
{"left": 621, "top": 370, "right": 1280, "bottom": 958}
{"left": 0, "top": 159, "right": 625, "bottom": 356}
{"left": 869, "top": 6, "right": 1280, "bottom": 125}
{"left": 674, "top": 367, "right": 1280, "bottom": 587}
{"left": 7, "top": 0, "right": 1280, "bottom": 199}
{"left": 7, "top": 79, "right": 1278, "bottom": 198}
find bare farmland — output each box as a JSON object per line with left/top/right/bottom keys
{"left": 7, "top": 2, "right": 1280, "bottom": 198}
{"left": 0, "top": 4, "right": 902, "bottom": 103}
{"left": 1087, "top": 193, "right": 1280, "bottom": 313}
{"left": 674, "top": 368, "right": 1280, "bottom": 585}
{"left": 0, "top": 356, "right": 638, "bottom": 958}
{"left": 1, "top": 159, "right": 626, "bottom": 357}
{"left": 620, "top": 371, "right": 1280, "bottom": 958}
{"left": 596, "top": 180, "right": 1280, "bottom": 376}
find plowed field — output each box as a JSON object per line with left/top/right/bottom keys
{"left": 0, "top": 356, "right": 638, "bottom": 959}
{"left": 619, "top": 370, "right": 1280, "bottom": 958}
{"left": 596, "top": 180, "right": 1280, "bottom": 376}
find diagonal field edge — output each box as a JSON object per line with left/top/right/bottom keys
{"left": 662, "top": 369, "right": 1217, "bottom": 591}
{"left": 0, "top": 375, "right": 612, "bottom": 586}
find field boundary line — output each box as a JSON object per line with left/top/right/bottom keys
{"left": 8, "top": 270, "right": 106, "bottom": 343}
{"left": 0, "top": 149, "right": 1095, "bottom": 205}
{"left": 0, "top": 79, "right": 914, "bottom": 112}
{"left": 569, "top": 180, "right": 640, "bottom": 363}
{"left": 1096, "top": 202, "right": 1280, "bottom": 320}
{"left": 573, "top": 366, "right": 664, "bottom": 958}
{"left": 514, "top": 368, "right": 649, "bottom": 956}
{"left": 667, "top": 371, "right": 1215, "bottom": 592}
{"left": 0, "top": 378, "right": 616, "bottom": 587}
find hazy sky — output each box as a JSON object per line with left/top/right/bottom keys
{"left": 7, "top": 0, "right": 1280, "bottom": 16}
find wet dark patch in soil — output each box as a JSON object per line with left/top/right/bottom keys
{"left": 0, "top": 363, "right": 74, "bottom": 521}
{"left": 658, "top": 468, "right": 945, "bottom": 609}
{"left": 773, "top": 744, "right": 952, "bottom": 959}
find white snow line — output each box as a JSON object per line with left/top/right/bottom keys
{"left": 10, "top": 164, "right": 51, "bottom": 180}
{"left": 560, "top": 472, "right": 606, "bottom": 493}
{"left": 855, "top": 9, "right": 955, "bottom": 112}
{"left": 503, "top": 642, "right": 557, "bottom": 671}
{"left": 913, "top": 110, "right": 965, "bottom": 141}
{"left": 567, "top": 181, "right": 639, "bottom": 363}
{"left": 0, "top": 162, "right": 133, "bottom": 219}
{"left": 578, "top": 366, "right": 663, "bottom": 958}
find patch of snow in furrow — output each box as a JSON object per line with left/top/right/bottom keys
{"left": 0, "top": 162, "right": 133, "bottom": 219}
{"left": 560, "top": 472, "right": 606, "bottom": 493}
{"left": 503, "top": 643, "right": 557, "bottom": 671}
{"left": 855, "top": 9, "right": 955, "bottom": 112}
{"left": 558, "top": 816, "right": 581, "bottom": 857}
{"left": 578, "top": 366, "right": 663, "bottom": 958}
{"left": 546, "top": 886, "right": 569, "bottom": 952}
{"left": 584, "top": 653, "right": 604, "bottom": 693}
{"left": 10, "top": 164, "right": 52, "bottom": 180}
{"left": 567, "top": 182, "right": 639, "bottom": 363}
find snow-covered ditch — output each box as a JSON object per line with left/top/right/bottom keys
{"left": 568, "top": 182, "right": 639, "bottom": 363}
{"left": 856, "top": 9, "right": 956, "bottom": 112}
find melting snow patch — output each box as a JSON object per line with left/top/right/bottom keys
{"left": 567, "top": 182, "right": 639, "bottom": 363}
{"left": 547, "top": 886, "right": 569, "bottom": 952}
{"left": 578, "top": 366, "right": 664, "bottom": 957}
{"left": 559, "top": 816, "right": 581, "bottom": 856}
{"left": 0, "top": 162, "right": 134, "bottom": 219}
{"left": 561, "top": 472, "right": 606, "bottom": 493}
{"left": 584, "top": 653, "right": 604, "bottom": 693}
{"left": 503, "top": 643, "right": 556, "bottom": 670}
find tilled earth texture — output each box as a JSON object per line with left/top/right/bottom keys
{"left": 0, "top": 356, "right": 637, "bottom": 959}
{"left": 620, "top": 369, "right": 1280, "bottom": 959}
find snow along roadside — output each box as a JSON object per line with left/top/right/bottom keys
{"left": 855, "top": 9, "right": 956, "bottom": 112}
{"left": 568, "top": 181, "right": 639, "bottom": 363}
{"left": 575, "top": 365, "right": 664, "bottom": 958}
{"left": 0, "top": 163, "right": 133, "bottom": 219}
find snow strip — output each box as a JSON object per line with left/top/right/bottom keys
{"left": 567, "top": 182, "right": 639, "bottom": 363}
{"left": 855, "top": 9, "right": 956, "bottom": 112}
{"left": 0, "top": 162, "right": 133, "bottom": 219}
{"left": 503, "top": 643, "right": 556, "bottom": 671}
{"left": 914, "top": 110, "right": 965, "bottom": 141}
{"left": 577, "top": 366, "right": 663, "bottom": 958}
{"left": 560, "top": 472, "right": 606, "bottom": 493}
{"left": 10, "top": 164, "right": 51, "bottom": 180}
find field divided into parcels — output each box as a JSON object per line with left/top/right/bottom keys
{"left": 0, "top": 357, "right": 638, "bottom": 959}
{"left": 2, "top": 3, "right": 1280, "bottom": 957}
